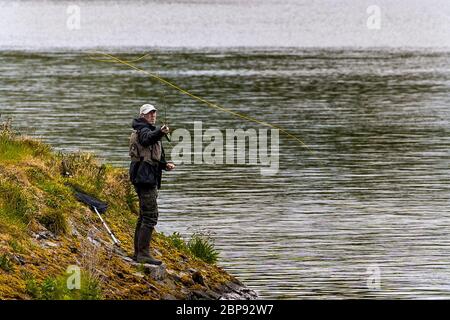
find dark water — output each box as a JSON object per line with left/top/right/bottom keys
{"left": 1, "top": 49, "right": 449, "bottom": 299}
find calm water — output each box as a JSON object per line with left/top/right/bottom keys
{"left": 1, "top": 0, "right": 450, "bottom": 48}
{"left": 1, "top": 48, "right": 449, "bottom": 299}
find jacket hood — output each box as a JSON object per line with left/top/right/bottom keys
{"left": 132, "top": 117, "right": 155, "bottom": 131}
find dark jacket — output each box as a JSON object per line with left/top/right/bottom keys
{"left": 129, "top": 118, "right": 167, "bottom": 189}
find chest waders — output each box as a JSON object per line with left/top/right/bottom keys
{"left": 129, "top": 130, "right": 163, "bottom": 265}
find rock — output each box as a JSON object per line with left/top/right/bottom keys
{"left": 126, "top": 256, "right": 168, "bottom": 281}
{"left": 161, "top": 278, "right": 178, "bottom": 291}
{"left": 87, "top": 236, "right": 101, "bottom": 246}
{"left": 188, "top": 289, "right": 221, "bottom": 300}
{"left": 189, "top": 290, "right": 210, "bottom": 300}
{"left": 225, "top": 281, "right": 243, "bottom": 292}
{"left": 12, "top": 255, "right": 26, "bottom": 265}
{"left": 166, "top": 269, "right": 182, "bottom": 282}
{"left": 32, "top": 231, "right": 54, "bottom": 240}
{"left": 204, "top": 290, "right": 221, "bottom": 300}
{"left": 141, "top": 263, "right": 167, "bottom": 281}
{"left": 218, "top": 281, "right": 259, "bottom": 300}
{"left": 69, "top": 246, "right": 78, "bottom": 254}
{"left": 180, "top": 273, "right": 195, "bottom": 286}
{"left": 121, "top": 256, "right": 134, "bottom": 263}
{"left": 148, "top": 283, "right": 158, "bottom": 291}
{"left": 121, "top": 254, "right": 167, "bottom": 280}
{"left": 111, "top": 245, "right": 127, "bottom": 257}
{"left": 132, "top": 272, "right": 145, "bottom": 278}
{"left": 180, "top": 254, "right": 189, "bottom": 261}
{"left": 192, "top": 271, "right": 205, "bottom": 286}
{"left": 67, "top": 221, "right": 80, "bottom": 237}
{"left": 41, "top": 241, "right": 59, "bottom": 248}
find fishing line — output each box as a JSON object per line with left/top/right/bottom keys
{"left": 87, "top": 51, "right": 314, "bottom": 153}
{"left": 88, "top": 52, "right": 151, "bottom": 63}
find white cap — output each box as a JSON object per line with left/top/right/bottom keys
{"left": 140, "top": 104, "right": 157, "bottom": 115}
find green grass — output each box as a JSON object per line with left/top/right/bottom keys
{"left": 37, "top": 209, "right": 68, "bottom": 236}
{"left": 0, "top": 127, "right": 50, "bottom": 163}
{"left": 26, "top": 167, "right": 51, "bottom": 185}
{"left": 25, "top": 270, "right": 103, "bottom": 300}
{"left": 0, "top": 253, "right": 13, "bottom": 272}
{"left": 167, "top": 232, "right": 189, "bottom": 251}
{"left": 8, "top": 239, "right": 25, "bottom": 254}
{"left": 24, "top": 274, "right": 40, "bottom": 298}
{"left": 164, "top": 232, "right": 219, "bottom": 264}
{"left": 59, "top": 153, "right": 107, "bottom": 197}
{"left": 1, "top": 169, "right": 70, "bottom": 236}
{"left": 125, "top": 184, "right": 139, "bottom": 215}
{"left": 0, "top": 134, "right": 31, "bottom": 162}
{"left": 187, "top": 233, "right": 219, "bottom": 264}
{"left": 0, "top": 180, "right": 33, "bottom": 227}
{"left": 26, "top": 168, "right": 71, "bottom": 203}
{"left": 25, "top": 168, "right": 71, "bottom": 235}
{"left": 21, "top": 138, "right": 51, "bottom": 158}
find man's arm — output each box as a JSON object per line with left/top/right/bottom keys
{"left": 138, "top": 127, "right": 165, "bottom": 147}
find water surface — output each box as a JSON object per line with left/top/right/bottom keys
{"left": 1, "top": 48, "right": 449, "bottom": 298}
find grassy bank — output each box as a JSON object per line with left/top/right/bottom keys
{"left": 0, "top": 121, "right": 243, "bottom": 300}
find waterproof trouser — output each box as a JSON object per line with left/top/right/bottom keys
{"left": 133, "top": 185, "right": 159, "bottom": 260}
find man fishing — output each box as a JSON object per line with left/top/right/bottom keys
{"left": 129, "top": 103, "right": 175, "bottom": 265}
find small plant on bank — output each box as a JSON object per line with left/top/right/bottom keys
{"left": 124, "top": 180, "right": 139, "bottom": 215}
{"left": 24, "top": 270, "right": 102, "bottom": 300}
{"left": 0, "top": 179, "right": 33, "bottom": 226}
{"left": 0, "top": 119, "right": 51, "bottom": 161}
{"left": 8, "top": 239, "right": 25, "bottom": 254}
{"left": 0, "top": 253, "right": 13, "bottom": 272}
{"left": 24, "top": 275, "right": 40, "bottom": 297}
{"left": 164, "top": 231, "right": 219, "bottom": 264}
{"left": 187, "top": 232, "right": 219, "bottom": 264}
{"left": 167, "top": 232, "right": 189, "bottom": 251}
{"left": 39, "top": 277, "right": 58, "bottom": 300}
{"left": 59, "top": 153, "right": 107, "bottom": 197}
{"left": 37, "top": 209, "right": 68, "bottom": 236}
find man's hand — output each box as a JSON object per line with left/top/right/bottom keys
{"left": 166, "top": 162, "right": 176, "bottom": 171}
{"left": 161, "top": 125, "right": 170, "bottom": 134}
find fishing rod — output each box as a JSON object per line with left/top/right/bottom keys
{"left": 162, "top": 87, "right": 171, "bottom": 142}
{"left": 88, "top": 51, "right": 312, "bottom": 153}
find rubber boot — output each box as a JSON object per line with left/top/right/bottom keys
{"left": 132, "top": 223, "right": 140, "bottom": 261}
{"left": 136, "top": 226, "right": 162, "bottom": 265}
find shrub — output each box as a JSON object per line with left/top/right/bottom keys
{"left": 8, "top": 239, "right": 25, "bottom": 254}
{"left": 38, "top": 209, "right": 68, "bottom": 236}
{"left": 24, "top": 277, "right": 40, "bottom": 298}
{"left": 187, "top": 233, "right": 219, "bottom": 264}
{"left": 0, "top": 253, "right": 13, "bottom": 272}
{"left": 25, "top": 270, "right": 102, "bottom": 300}
{"left": 163, "top": 231, "right": 219, "bottom": 264}
{"left": 0, "top": 134, "right": 30, "bottom": 162}
{"left": 167, "top": 232, "right": 188, "bottom": 251}
{"left": 21, "top": 138, "right": 51, "bottom": 158}
{"left": 0, "top": 180, "right": 32, "bottom": 225}
{"left": 125, "top": 182, "right": 139, "bottom": 215}
{"left": 39, "top": 277, "right": 58, "bottom": 300}
{"left": 78, "top": 274, "right": 102, "bottom": 300}
{"left": 59, "top": 153, "right": 106, "bottom": 196}
{"left": 0, "top": 120, "right": 50, "bottom": 161}
{"left": 26, "top": 167, "right": 49, "bottom": 185}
